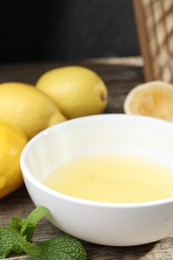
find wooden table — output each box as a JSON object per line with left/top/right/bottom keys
{"left": 1, "top": 57, "right": 173, "bottom": 259}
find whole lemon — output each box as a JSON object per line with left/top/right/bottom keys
{"left": 0, "top": 82, "right": 66, "bottom": 139}
{"left": 0, "top": 121, "right": 28, "bottom": 199}
{"left": 36, "top": 66, "right": 108, "bottom": 119}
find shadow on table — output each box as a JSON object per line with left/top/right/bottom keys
{"left": 85, "top": 240, "right": 157, "bottom": 259}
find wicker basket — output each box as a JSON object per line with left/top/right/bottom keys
{"left": 133, "top": 0, "right": 173, "bottom": 83}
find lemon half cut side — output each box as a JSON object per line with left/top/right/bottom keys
{"left": 124, "top": 81, "right": 173, "bottom": 121}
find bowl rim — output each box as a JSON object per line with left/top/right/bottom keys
{"left": 20, "top": 113, "right": 173, "bottom": 208}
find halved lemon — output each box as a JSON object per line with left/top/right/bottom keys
{"left": 123, "top": 81, "right": 173, "bottom": 121}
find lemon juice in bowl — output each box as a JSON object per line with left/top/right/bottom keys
{"left": 44, "top": 153, "right": 173, "bottom": 203}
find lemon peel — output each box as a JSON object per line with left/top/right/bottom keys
{"left": 0, "top": 121, "right": 28, "bottom": 199}
{"left": 124, "top": 81, "right": 173, "bottom": 121}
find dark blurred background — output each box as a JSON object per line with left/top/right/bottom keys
{"left": 0, "top": 0, "right": 140, "bottom": 62}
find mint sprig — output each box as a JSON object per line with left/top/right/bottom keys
{"left": 0, "top": 206, "right": 87, "bottom": 260}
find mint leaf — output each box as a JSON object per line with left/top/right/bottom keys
{"left": 10, "top": 206, "right": 49, "bottom": 241}
{"left": 11, "top": 216, "right": 22, "bottom": 232}
{"left": 0, "top": 206, "right": 87, "bottom": 260}
{"left": 26, "top": 206, "right": 50, "bottom": 224}
{"left": 0, "top": 206, "right": 50, "bottom": 258}
{"left": 0, "top": 227, "right": 27, "bottom": 258}
{"left": 22, "top": 242, "right": 42, "bottom": 259}
{"left": 20, "top": 206, "right": 50, "bottom": 241}
{"left": 28, "top": 235, "right": 87, "bottom": 260}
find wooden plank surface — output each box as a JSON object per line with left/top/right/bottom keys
{"left": 1, "top": 58, "right": 173, "bottom": 259}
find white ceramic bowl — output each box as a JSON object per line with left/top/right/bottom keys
{"left": 20, "top": 114, "right": 173, "bottom": 246}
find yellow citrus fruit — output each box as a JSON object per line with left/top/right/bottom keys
{"left": 36, "top": 66, "right": 108, "bottom": 119}
{"left": 0, "top": 82, "right": 66, "bottom": 139}
{"left": 0, "top": 121, "right": 28, "bottom": 199}
{"left": 124, "top": 81, "right": 173, "bottom": 121}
